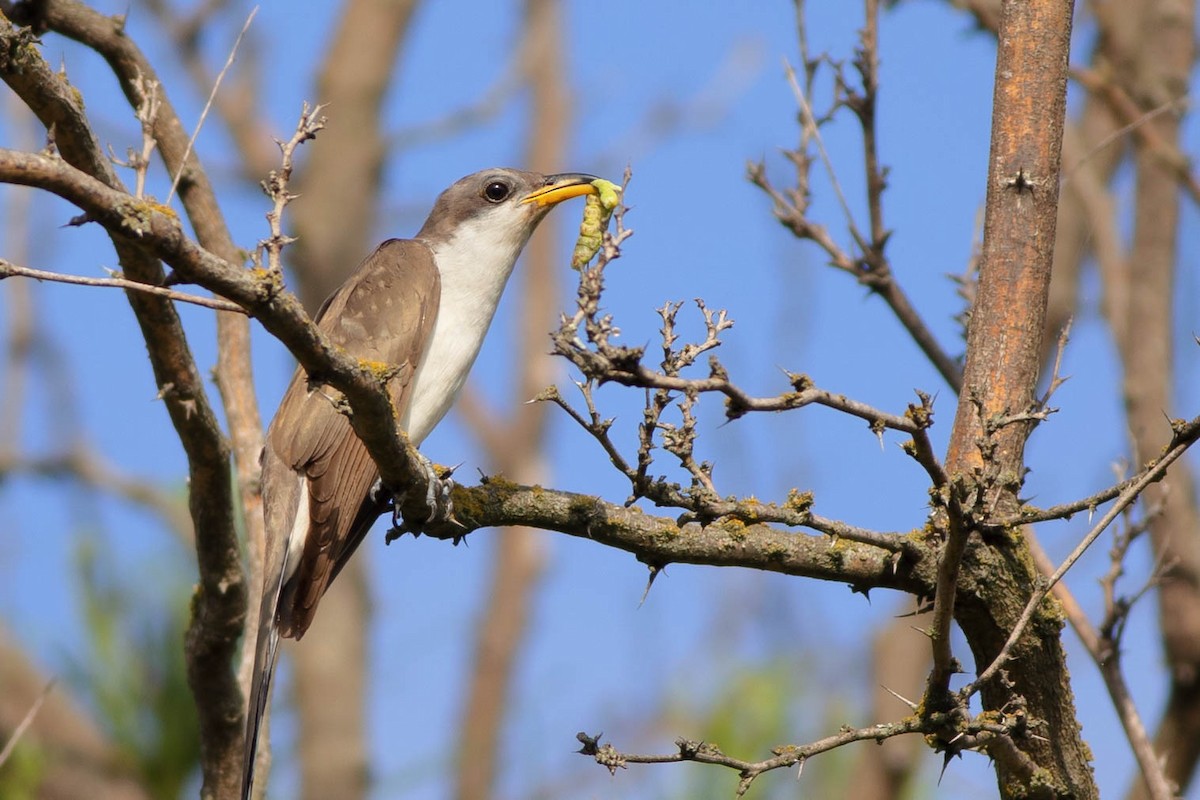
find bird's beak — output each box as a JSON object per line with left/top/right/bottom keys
{"left": 521, "top": 173, "right": 602, "bottom": 207}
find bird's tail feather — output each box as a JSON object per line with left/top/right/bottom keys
{"left": 241, "top": 561, "right": 287, "bottom": 799}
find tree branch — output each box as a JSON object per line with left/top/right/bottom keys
{"left": 0, "top": 258, "right": 245, "bottom": 312}
{"left": 0, "top": 18, "right": 248, "bottom": 794}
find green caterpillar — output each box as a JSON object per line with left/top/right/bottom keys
{"left": 572, "top": 178, "right": 622, "bottom": 269}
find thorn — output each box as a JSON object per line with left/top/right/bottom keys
{"left": 639, "top": 562, "right": 665, "bottom": 607}
{"left": 575, "top": 731, "right": 602, "bottom": 755}
{"left": 881, "top": 685, "right": 918, "bottom": 711}
{"left": 938, "top": 749, "right": 960, "bottom": 784}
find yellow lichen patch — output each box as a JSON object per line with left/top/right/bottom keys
{"left": 358, "top": 359, "right": 401, "bottom": 383}
{"left": 485, "top": 474, "right": 520, "bottom": 491}
{"left": 785, "top": 488, "right": 815, "bottom": 513}
{"left": 145, "top": 200, "right": 178, "bottom": 220}
{"left": 723, "top": 518, "right": 748, "bottom": 540}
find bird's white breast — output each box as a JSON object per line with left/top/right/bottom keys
{"left": 402, "top": 214, "right": 532, "bottom": 444}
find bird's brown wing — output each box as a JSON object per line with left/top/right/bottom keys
{"left": 266, "top": 238, "right": 440, "bottom": 637}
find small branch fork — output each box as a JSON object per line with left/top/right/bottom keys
{"left": 255, "top": 102, "right": 326, "bottom": 275}
{"left": 749, "top": 0, "right": 964, "bottom": 395}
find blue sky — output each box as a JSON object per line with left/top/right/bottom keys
{"left": 3, "top": 1, "right": 1199, "bottom": 797}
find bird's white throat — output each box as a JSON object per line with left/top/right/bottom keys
{"left": 403, "top": 213, "right": 535, "bottom": 444}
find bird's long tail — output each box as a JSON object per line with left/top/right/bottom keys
{"left": 241, "top": 569, "right": 285, "bottom": 799}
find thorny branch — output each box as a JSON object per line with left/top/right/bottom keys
{"left": 3, "top": 2, "right": 1196, "bottom": 796}
{"left": 576, "top": 699, "right": 1035, "bottom": 797}
{"left": 543, "top": 189, "right": 945, "bottom": 545}
{"left": 966, "top": 414, "right": 1200, "bottom": 696}
{"left": 0, "top": 140, "right": 935, "bottom": 592}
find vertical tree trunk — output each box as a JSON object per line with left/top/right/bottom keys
{"left": 942, "top": 1, "right": 1095, "bottom": 796}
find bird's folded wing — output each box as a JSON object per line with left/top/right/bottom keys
{"left": 267, "top": 238, "right": 441, "bottom": 636}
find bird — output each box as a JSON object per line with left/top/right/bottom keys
{"left": 242, "top": 168, "right": 600, "bottom": 799}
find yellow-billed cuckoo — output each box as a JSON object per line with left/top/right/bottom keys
{"left": 242, "top": 168, "right": 599, "bottom": 799}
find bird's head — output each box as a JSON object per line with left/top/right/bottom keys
{"left": 416, "top": 169, "right": 600, "bottom": 269}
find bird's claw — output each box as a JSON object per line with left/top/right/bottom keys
{"left": 385, "top": 455, "right": 464, "bottom": 542}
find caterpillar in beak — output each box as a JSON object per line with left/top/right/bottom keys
{"left": 572, "top": 178, "right": 622, "bottom": 270}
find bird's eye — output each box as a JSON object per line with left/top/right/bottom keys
{"left": 483, "top": 181, "right": 511, "bottom": 203}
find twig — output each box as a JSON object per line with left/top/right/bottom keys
{"left": 257, "top": 102, "right": 327, "bottom": 274}
{"left": 166, "top": 6, "right": 258, "bottom": 203}
{"left": 124, "top": 73, "right": 160, "bottom": 198}
{"left": 1037, "top": 319, "right": 1072, "bottom": 408}
{"left": 748, "top": 21, "right": 964, "bottom": 393}
{"left": 1026, "top": 525, "right": 1176, "bottom": 800}
{"left": 0, "top": 259, "right": 245, "bottom": 313}
{"left": 1068, "top": 67, "right": 1200, "bottom": 205}
{"left": 577, "top": 702, "right": 1028, "bottom": 797}
{"left": 576, "top": 716, "right": 924, "bottom": 796}
{"left": 966, "top": 414, "right": 1200, "bottom": 695}
{"left": 141, "top": 0, "right": 276, "bottom": 179}
{"left": 0, "top": 678, "right": 55, "bottom": 767}
{"left": 782, "top": 59, "right": 862, "bottom": 249}
{"left": 544, "top": 381, "right": 910, "bottom": 552}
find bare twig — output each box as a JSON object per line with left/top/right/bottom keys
{"left": 967, "top": 415, "right": 1200, "bottom": 695}
{"left": 548, "top": 179, "right": 942, "bottom": 539}
{"left": 782, "top": 58, "right": 863, "bottom": 249}
{"left": 1026, "top": 523, "right": 1176, "bottom": 800}
{"left": 123, "top": 74, "right": 160, "bottom": 198}
{"left": 542, "top": 381, "right": 911, "bottom": 553}
{"left": 0, "top": 259, "right": 245, "bottom": 312}
{"left": 576, "top": 702, "right": 1030, "bottom": 797}
{"left": 1069, "top": 66, "right": 1199, "bottom": 206}
{"left": 165, "top": 6, "right": 257, "bottom": 203}
{"left": 0, "top": 678, "right": 56, "bottom": 767}
{"left": 748, "top": 2, "right": 964, "bottom": 394}
{"left": 142, "top": 0, "right": 276, "bottom": 180}
{"left": 1, "top": 10, "right": 252, "bottom": 793}
{"left": 256, "top": 102, "right": 327, "bottom": 275}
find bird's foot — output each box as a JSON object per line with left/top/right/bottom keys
{"left": 385, "top": 455, "right": 464, "bottom": 543}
